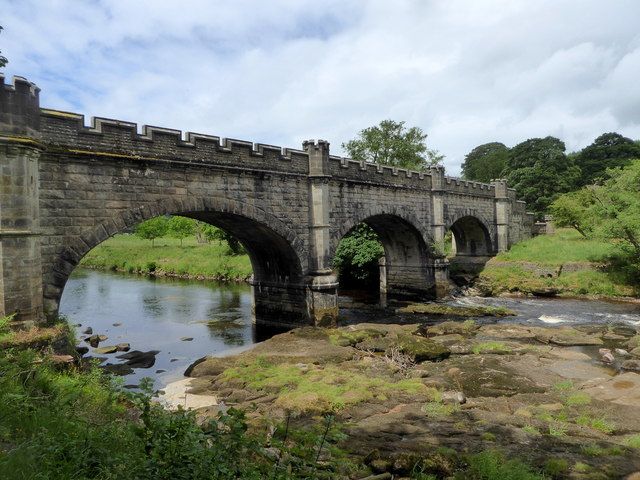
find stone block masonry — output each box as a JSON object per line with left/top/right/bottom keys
{"left": 0, "top": 74, "right": 534, "bottom": 327}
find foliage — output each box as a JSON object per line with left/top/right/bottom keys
{"left": 503, "top": 136, "right": 581, "bottom": 217}
{"left": 80, "top": 233, "right": 252, "bottom": 281}
{"left": 550, "top": 160, "right": 640, "bottom": 281}
{"left": 575, "top": 132, "right": 640, "bottom": 186}
{"left": 549, "top": 189, "right": 596, "bottom": 238}
{"left": 167, "top": 216, "right": 195, "bottom": 246}
{"left": 0, "top": 348, "right": 355, "bottom": 479}
{"left": 333, "top": 223, "right": 384, "bottom": 286}
{"left": 0, "top": 26, "right": 7, "bottom": 68}
{"left": 342, "top": 119, "right": 443, "bottom": 171}
{"left": 135, "top": 216, "right": 169, "bottom": 246}
{"left": 461, "top": 142, "right": 510, "bottom": 183}
{"left": 458, "top": 450, "right": 546, "bottom": 480}
{"left": 193, "top": 221, "right": 245, "bottom": 255}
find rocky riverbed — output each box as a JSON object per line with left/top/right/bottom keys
{"left": 181, "top": 319, "right": 640, "bottom": 479}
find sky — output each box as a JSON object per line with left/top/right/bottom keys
{"left": 2, "top": 0, "right": 639, "bottom": 175}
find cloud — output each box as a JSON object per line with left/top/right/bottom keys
{"left": 2, "top": 0, "right": 639, "bottom": 174}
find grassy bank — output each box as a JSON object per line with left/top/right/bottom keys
{"left": 476, "top": 228, "right": 638, "bottom": 298}
{"left": 80, "top": 234, "right": 252, "bottom": 281}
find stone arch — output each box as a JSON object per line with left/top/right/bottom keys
{"left": 332, "top": 207, "right": 435, "bottom": 298}
{"left": 445, "top": 212, "right": 495, "bottom": 257}
{"left": 44, "top": 196, "right": 307, "bottom": 314}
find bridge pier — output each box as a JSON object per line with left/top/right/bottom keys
{"left": 0, "top": 77, "right": 44, "bottom": 325}
{"left": 251, "top": 274, "right": 338, "bottom": 329}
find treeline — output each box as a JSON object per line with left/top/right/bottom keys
{"left": 135, "top": 216, "right": 244, "bottom": 254}
{"left": 461, "top": 132, "right": 640, "bottom": 217}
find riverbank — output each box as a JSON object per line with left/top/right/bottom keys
{"left": 80, "top": 234, "right": 252, "bottom": 282}
{"left": 186, "top": 319, "right": 640, "bottom": 479}
{"left": 472, "top": 229, "right": 638, "bottom": 299}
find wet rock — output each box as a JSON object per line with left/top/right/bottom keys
{"left": 622, "top": 360, "right": 640, "bottom": 373}
{"left": 85, "top": 334, "right": 108, "bottom": 347}
{"left": 93, "top": 345, "right": 118, "bottom": 354}
{"left": 155, "top": 369, "right": 166, "bottom": 374}
{"left": 75, "top": 345, "right": 89, "bottom": 356}
{"left": 116, "top": 343, "right": 130, "bottom": 352}
{"left": 116, "top": 350, "right": 160, "bottom": 369}
{"left": 630, "top": 347, "right": 640, "bottom": 358}
{"left": 112, "top": 323, "right": 122, "bottom": 327}
{"left": 441, "top": 391, "right": 466, "bottom": 405}
{"left": 616, "top": 348, "right": 630, "bottom": 356}
{"left": 395, "top": 334, "right": 451, "bottom": 363}
{"left": 82, "top": 327, "right": 93, "bottom": 335}
{"left": 583, "top": 372, "right": 640, "bottom": 406}
{"left": 530, "top": 287, "right": 559, "bottom": 297}
{"left": 599, "top": 348, "right": 615, "bottom": 364}
{"left": 180, "top": 337, "right": 194, "bottom": 342}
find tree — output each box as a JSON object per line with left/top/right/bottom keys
{"left": 551, "top": 161, "right": 640, "bottom": 278}
{"left": 135, "top": 216, "right": 169, "bottom": 246}
{"left": 0, "top": 26, "right": 7, "bottom": 68}
{"left": 333, "top": 224, "right": 384, "bottom": 286}
{"left": 549, "top": 189, "right": 597, "bottom": 238}
{"left": 461, "top": 142, "right": 509, "bottom": 182}
{"left": 575, "top": 132, "right": 640, "bottom": 186}
{"left": 167, "top": 216, "right": 194, "bottom": 247}
{"left": 342, "top": 119, "right": 443, "bottom": 171}
{"left": 503, "top": 136, "right": 581, "bottom": 217}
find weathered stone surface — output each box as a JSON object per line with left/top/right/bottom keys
{"left": 92, "top": 345, "right": 118, "bottom": 354}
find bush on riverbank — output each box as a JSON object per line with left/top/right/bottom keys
{"left": 476, "top": 228, "right": 637, "bottom": 297}
{"left": 80, "top": 234, "right": 252, "bottom": 281}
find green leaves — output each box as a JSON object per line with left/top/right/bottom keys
{"left": 575, "top": 132, "right": 640, "bottom": 186}
{"left": 333, "top": 224, "right": 384, "bottom": 284}
{"left": 461, "top": 142, "right": 509, "bottom": 183}
{"left": 342, "top": 119, "right": 442, "bottom": 171}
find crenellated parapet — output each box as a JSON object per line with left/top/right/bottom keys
{"left": 38, "top": 108, "right": 311, "bottom": 174}
{"left": 0, "top": 75, "right": 41, "bottom": 138}
{"left": 444, "top": 175, "right": 495, "bottom": 198}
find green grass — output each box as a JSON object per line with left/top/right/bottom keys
{"left": 80, "top": 234, "right": 252, "bottom": 281}
{"left": 478, "top": 229, "right": 636, "bottom": 298}
{"left": 460, "top": 450, "right": 547, "bottom": 480}
{"left": 494, "top": 228, "right": 616, "bottom": 265}
{"left": 623, "top": 434, "right": 640, "bottom": 449}
{"left": 472, "top": 341, "right": 512, "bottom": 355}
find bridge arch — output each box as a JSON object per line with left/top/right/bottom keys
{"left": 331, "top": 207, "right": 436, "bottom": 298}
{"left": 444, "top": 211, "right": 496, "bottom": 277}
{"left": 44, "top": 196, "right": 308, "bottom": 322}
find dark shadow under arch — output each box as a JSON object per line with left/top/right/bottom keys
{"left": 334, "top": 213, "right": 436, "bottom": 299}
{"left": 447, "top": 215, "right": 494, "bottom": 279}
{"left": 43, "top": 196, "right": 306, "bottom": 315}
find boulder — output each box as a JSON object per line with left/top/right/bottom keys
{"left": 116, "top": 350, "right": 160, "bottom": 369}
{"left": 82, "top": 327, "right": 93, "bottom": 335}
{"left": 621, "top": 360, "right": 640, "bottom": 373}
{"left": 93, "top": 345, "right": 118, "bottom": 354}
{"left": 394, "top": 334, "right": 451, "bottom": 363}
{"left": 116, "top": 343, "right": 130, "bottom": 352}
{"left": 75, "top": 345, "right": 89, "bottom": 356}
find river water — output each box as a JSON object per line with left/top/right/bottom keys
{"left": 60, "top": 268, "right": 640, "bottom": 389}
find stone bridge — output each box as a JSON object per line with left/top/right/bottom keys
{"left": 0, "top": 76, "right": 534, "bottom": 327}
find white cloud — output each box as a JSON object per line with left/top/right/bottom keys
{"left": 2, "top": 0, "right": 639, "bottom": 175}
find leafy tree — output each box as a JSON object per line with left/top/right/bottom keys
{"left": 135, "top": 216, "right": 169, "bottom": 246}
{"left": 504, "top": 136, "right": 581, "bottom": 217}
{"left": 193, "top": 220, "right": 245, "bottom": 255}
{"left": 551, "top": 160, "right": 640, "bottom": 278}
{"left": 461, "top": 142, "right": 509, "bottom": 182}
{"left": 575, "top": 132, "right": 640, "bottom": 186}
{"left": 549, "top": 189, "right": 597, "bottom": 238}
{"left": 0, "top": 26, "right": 7, "bottom": 68}
{"left": 342, "top": 119, "right": 443, "bottom": 171}
{"left": 333, "top": 224, "right": 384, "bottom": 286}
{"left": 167, "top": 216, "right": 194, "bottom": 246}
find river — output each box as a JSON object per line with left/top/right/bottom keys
{"left": 60, "top": 268, "right": 640, "bottom": 389}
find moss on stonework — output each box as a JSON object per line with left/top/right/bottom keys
{"left": 396, "top": 303, "right": 516, "bottom": 317}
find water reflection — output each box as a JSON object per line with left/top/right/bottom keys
{"left": 60, "top": 268, "right": 262, "bottom": 388}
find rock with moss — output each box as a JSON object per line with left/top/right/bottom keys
{"left": 397, "top": 303, "right": 516, "bottom": 317}
{"left": 394, "top": 334, "right": 451, "bottom": 362}
{"left": 416, "top": 320, "right": 479, "bottom": 337}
